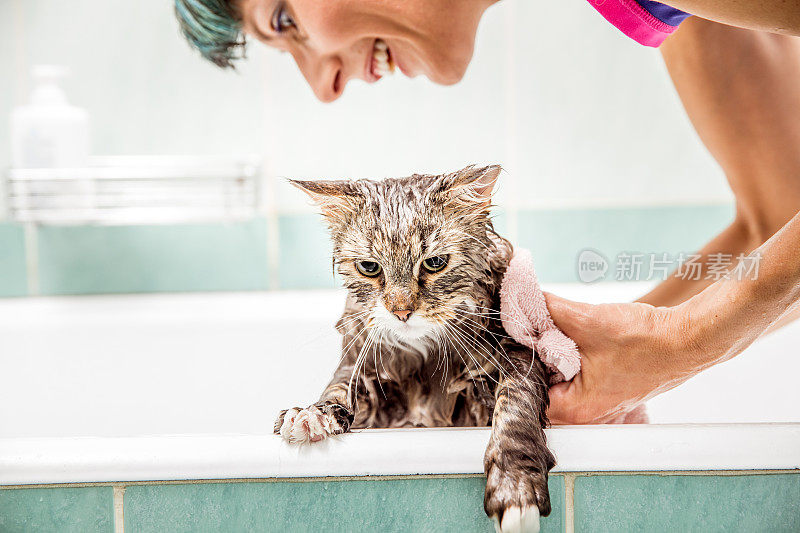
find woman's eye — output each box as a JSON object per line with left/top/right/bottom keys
{"left": 422, "top": 255, "right": 449, "bottom": 273}
{"left": 271, "top": 3, "right": 296, "bottom": 33}
{"left": 356, "top": 261, "right": 382, "bottom": 277}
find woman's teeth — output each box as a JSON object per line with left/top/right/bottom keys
{"left": 372, "top": 39, "right": 394, "bottom": 77}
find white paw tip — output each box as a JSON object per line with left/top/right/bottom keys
{"left": 279, "top": 407, "right": 333, "bottom": 444}
{"left": 492, "top": 515, "right": 502, "bottom": 533}
{"left": 499, "top": 506, "right": 540, "bottom": 533}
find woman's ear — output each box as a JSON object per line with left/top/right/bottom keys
{"left": 288, "top": 179, "right": 364, "bottom": 221}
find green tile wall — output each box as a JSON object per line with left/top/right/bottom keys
{"left": 124, "top": 476, "right": 565, "bottom": 533}
{"left": 3, "top": 473, "right": 799, "bottom": 532}
{"left": 0, "top": 205, "right": 735, "bottom": 297}
{"left": 277, "top": 204, "right": 733, "bottom": 289}
{"left": 0, "top": 486, "right": 114, "bottom": 533}
{"left": 490, "top": 207, "right": 509, "bottom": 236}
{"left": 574, "top": 473, "right": 800, "bottom": 532}
{"left": 0, "top": 222, "right": 27, "bottom": 297}
{"left": 36, "top": 219, "right": 269, "bottom": 295}
{"left": 277, "top": 213, "right": 338, "bottom": 290}
{"left": 516, "top": 205, "right": 735, "bottom": 283}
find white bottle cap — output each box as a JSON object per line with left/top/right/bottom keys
{"left": 30, "top": 65, "right": 71, "bottom": 106}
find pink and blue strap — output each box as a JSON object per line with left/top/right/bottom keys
{"left": 587, "top": 0, "right": 691, "bottom": 47}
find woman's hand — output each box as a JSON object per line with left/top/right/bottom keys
{"left": 543, "top": 210, "right": 800, "bottom": 424}
{"left": 543, "top": 293, "right": 706, "bottom": 424}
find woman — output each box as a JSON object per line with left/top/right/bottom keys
{"left": 175, "top": 0, "right": 800, "bottom": 424}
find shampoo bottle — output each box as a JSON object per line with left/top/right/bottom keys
{"left": 10, "top": 65, "right": 90, "bottom": 169}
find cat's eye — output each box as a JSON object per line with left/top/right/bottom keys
{"left": 422, "top": 255, "right": 449, "bottom": 273}
{"left": 356, "top": 261, "right": 382, "bottom": 277}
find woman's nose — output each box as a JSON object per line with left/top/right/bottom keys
{"left": 296, "top": 53, "right": 344, "bottom": 103}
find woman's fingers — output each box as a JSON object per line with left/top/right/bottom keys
{"left": 543, "top": 292, "right": 597, "bottom": 342}
{"left": 543, "top": 293, "right": 593, "bottom": 424}
{"left": 546, "top": 381, "right": 578, "bottom": 425}
{"left": 548, "top": 376, "right": 626, "bottom": 425}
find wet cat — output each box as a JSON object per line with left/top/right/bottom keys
{"left": 275, "top": 165, "right": 555, "bottom": 532}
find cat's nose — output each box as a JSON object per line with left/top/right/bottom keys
{"left": 393, "top": 309, "right": 412, "bottom": 322}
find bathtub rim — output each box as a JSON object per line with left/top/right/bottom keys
{"left": 2, "top": 423, "right": 798, "bottom": 486}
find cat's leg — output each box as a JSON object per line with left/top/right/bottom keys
{"left": 274, "top": 309, "right": 372, "bottom": 444}
{"left": 484, "top": 350, "right": 555, "bottom": 533}
{"left": 274, "top": 375, "right": 358, "bottom": 444}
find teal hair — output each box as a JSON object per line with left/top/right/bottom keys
{"left": 174, "top": 0, "right": 245, "bottom": 68}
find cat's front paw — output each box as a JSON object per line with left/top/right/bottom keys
{"left": 484, "top": 459, "right": 551, "bottom": 533}
{"left": 274, "top": 402, "right": 353, "bottom": 444}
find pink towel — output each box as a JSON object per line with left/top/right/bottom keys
{"left": 500, "top": 249, "right": 581, "bottom": 383}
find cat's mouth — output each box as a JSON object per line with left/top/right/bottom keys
{"left": 370, "top": 305, "right": 437, "bottom": 342}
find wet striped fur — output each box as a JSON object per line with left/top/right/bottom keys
{"left": 275, "top": 165, "right": 556, "bottom": 528}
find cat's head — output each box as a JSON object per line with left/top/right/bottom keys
{"left": 291, "top": 165, "right": 504, "bottom": 345}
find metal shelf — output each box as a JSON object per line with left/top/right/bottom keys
{"left": 4, "top": 155, "right": 262, "bottom": 225}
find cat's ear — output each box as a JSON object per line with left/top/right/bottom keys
{"left": 439, "top": 164, "right": 502, "bottom": 208}
{"left": 289, "top": 179, "right": 363, "bottom": 221}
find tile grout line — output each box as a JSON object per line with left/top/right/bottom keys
{"left": 564, "top": 473, "right": 576, "bottom": 533}
{"left": 113, "top": 485, "right": 125, "bottom": 533}
{"left": 23, "top": 223, "right": 39, "bottom": 296}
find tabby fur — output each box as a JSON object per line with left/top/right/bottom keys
{"left": 275, "top": 165, "right": 556, "bottom": 529}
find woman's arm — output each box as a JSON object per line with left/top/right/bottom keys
{"left": 546, "top": 209, "right": 800, "bottom": 424}
{"left": 660, "top": 0, "right": 800, "bottom": 36}
{"left": 639, "top": 18, "right": 800, "bottom": 310}
{"left": 543, "top": 19, "right": 800, "bottom": 424}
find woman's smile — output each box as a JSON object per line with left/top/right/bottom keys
{"left": 369, "top": 39, "right": 394, "bottom": 80}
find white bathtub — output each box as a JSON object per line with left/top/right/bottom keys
{"left": 1, "top": 284, "right": 799, "bottom": 485}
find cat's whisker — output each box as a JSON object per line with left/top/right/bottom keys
{"left": 339, "top": 323, "right": 369, "bottom": 366}
{"left": 439, "top": 324, "right": 478, "bottom": 384}
{"left": 470, "top": 304, "right": 533, "bottom": 332}
{"left": 447, "top": 322, "right": 505, "bottom": 384}
{"left": 440, "top": 327, "right": 454, "bottom": 389}
{"left": 446, "top": 311, "right": 517, "bottom": 370}
{"left": 436, "top": 330, "right": 449, "bottom": 389}
{"left": 449, "top": 319, "right": 510, "bottom": 371}
{"left": 444, "top": 322, "right": 499, "bottom": 387}
{"left": 436, "top": 303, "right": 518, "bottom": 368}
{"left": 291, "top": 309, "right": 372, "bottom": 353}
{"left": 431, "top": 329, "right": 445, "bottom": 375}
{"left": 335, "top": 311, "right": 375, "bottom": 358}
{"left": 347, "top": 327, "right": 377, "bottom": 408}
{"left": 336, "top": 310, "right": 373, "bottom": 332}
{"left": 373, "top": 328, "right": 387, "bottom": 400}
{"left": 362, "top": 331, "right": 377, "bottom": 400}
{"left": 337, "top": 314, "right": 371, "bottom": 332}
{"left": 439, "top": 304, "right": 518, "bottom": 343}
{"left": 458, "top": 303, "right": 532, "bottom": 334}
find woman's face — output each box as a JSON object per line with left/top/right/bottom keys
{"left": 238, "top": 0, "right": 495, "bottom": 102}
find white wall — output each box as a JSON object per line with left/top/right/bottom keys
{"left": 1, "top": 0, "right": 732, "bottom": 218}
